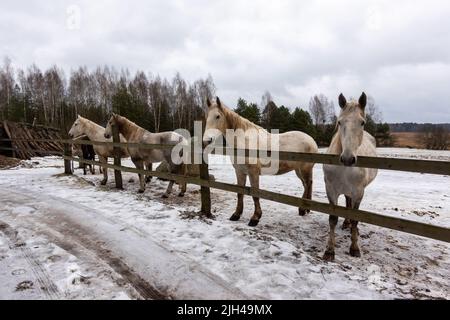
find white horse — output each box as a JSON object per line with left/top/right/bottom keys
{"left": 203, "top": 97, "right": 318, "bottom": 227}
{"left": 68, "top": 115, "right": 130, "bottom": 185}
{"left": 104, "top": 114, "right": 188, "bottom": 197}
{"left": 322, "top": 92, "right": 378, "bottom": 262}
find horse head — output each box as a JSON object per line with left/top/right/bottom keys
{"left": 104, "top": 113, "right": 119, "bottom": 139}
{"left": 337, "top": 92, "right": 367, "bottom": 166}
{"left": 203, "top": 96, "right": 228, "bottom": 146}
{"left": 68, "top": 115, "right": 85, "bottom": 139}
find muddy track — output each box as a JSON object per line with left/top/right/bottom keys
{"left": 32, "top": 216, "right": 168, "bottom": 300}
{"left": 0, "top": 203, "right": 167, "bottom": 300}
{"left": 0, "top": 221, "right": 61, "bottom": 299}
{"left": 0, "top": 187, "right": 248, "bottom": 300}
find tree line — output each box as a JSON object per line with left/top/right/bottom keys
{"left": 0, "top": 58, "right": 391, "bottom": 146}
{"left": 0, "top": 58, "right": 215, "bottom": 134}
{"left": 234, "top": 91, "right": 392, "bottom": 147}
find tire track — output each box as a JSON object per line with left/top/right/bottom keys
{"left": 36, "top": 218, "right": 168, "bottom": 300}
{"left": 0, "top": 221, "right": 61, "bottom": 299}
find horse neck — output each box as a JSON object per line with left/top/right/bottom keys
{"left": 225, "top": 108, "right": 264, "bottom": 132}
{"left": 82, "top": 120, "right": 105, "bottom": 141}
{"left": 117, "top": 117, "right": 142, "bottom": 140}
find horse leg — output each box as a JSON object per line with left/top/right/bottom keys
{"left": 177, "top": 165, "right": 187, "bottom": 197}
{"left": 296, "top": 166, "right": 313, "bottom": 216}
{"left": 230, "top": 171, "right": 247, "bottom": 221}
{"left": 132, "top": 158, "right": 146, "bottom": 193}
{"left": 248, "top": 172, "right": 262, "bottom": 227}
{"left": 162, "top": 180, "right": 174, "bottom": 198}
{"left": 349, "top": 200, "right": 362, "bottom": 257}
{"left": 145, "top": 162, "right": 152, "bottom": 184}
{"left": 99, "top": 156, "right": 108, "bottom": 185}
{"left": 90, "top": 158, "right": 95, "bottom": 174}
{"left": 323, "top": 191, "right": 339, "bottom": 262}
{"left": 179, "top": 181, "right": 187, "bottom": 197}
{"left": 342, "top": 196, "right": 352, "bottom": 230}
{"left": 162, "top": 163, "right": 182, "bottom": 198}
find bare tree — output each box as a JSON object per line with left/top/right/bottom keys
{"left": 366, "top": 95, "right": 382, "bottom": 123}
{"left": 0, "top": 59, "right": 216, "bottom": 134}
{"left": 308, "top": 94, "right": 331, "bottom": 126}
{"left": 0, "top": 57, "right": 15, "bottom": 120}
{"left": 422, "top": 125, "right": 449, "bottom": 150}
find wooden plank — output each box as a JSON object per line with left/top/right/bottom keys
{"left": 15, "top": 137, "right": 448, "bottom": 176}
{"left": 4, "top": 137, "right": 449, "bottom": 175}
{"left": 0, "top": 146, "right": 63, "bottom": 155}
{"left": 199, "top": 143, "right": 211, "bottom": 217}
{"left": 112, "top": 124, "right": 123, "bottom": 190}
{"left": 2, "top": 121, "right": 16, "bottom": 158}
{"left": 63, "top": 143, "right": 72, "bottom": 174}
{"left": 63, "top": 155, "right": 450, "bottom": 243}
{"left": 213, "top": 147, "right": 450, "bottom": 176}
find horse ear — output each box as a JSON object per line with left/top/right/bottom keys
{"left": 338, "top": 93, "right": 347, "bottom": 109}
{"left": 206, "top": 98, "right": 212, "bottom": 108}
{"left": 359, "top": 92, "right": 367, "bottom": 109}
{"left": 216, "top": 96, "right": 222, "bottom": 109}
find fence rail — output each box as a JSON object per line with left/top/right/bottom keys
{"left": 2, "top": 138, "right": 450, "bottom": 175}
{"left": 1, "top": 137, "right": 450, "bottom": 244}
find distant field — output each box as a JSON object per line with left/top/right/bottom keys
{"left": 391, "top": 132, "right": 426, "bottom": 149}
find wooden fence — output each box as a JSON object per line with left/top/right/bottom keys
{"left": 1, "top": 133, "right": 450, "bottom": 243}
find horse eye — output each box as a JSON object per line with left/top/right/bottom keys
{"left": 337, "top": 121, "right": 341, "bottom": 126}
{"left": 361, "top": 121, "right": 366, "bottom": 126}
{"left": 216, "top": 115, "right": 220, "bottom": 120}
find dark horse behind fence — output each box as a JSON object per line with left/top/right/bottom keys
{"left": 72, "top": 135, "right": 97, "bottom": 175}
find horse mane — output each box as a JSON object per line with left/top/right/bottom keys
{"left": 115, "top": 115, "right": 144, "bottom": 137}
{"left": 340, "top": 100, "right": 365, "bottom": 118}
{"left": 221, "top": 104, "right": 264, "bottom": 132}
{"left": 79, "top": 116, "right": 106, "bottom": 130}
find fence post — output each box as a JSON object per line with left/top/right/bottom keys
{"left": 199, "top": 139, "right": 211, "bottom": 217}
{"left": 64, "top": 142, "right": 72, "bottom": 175}
{"left": 112, "top": 124, "right": 123, "bottom": 190}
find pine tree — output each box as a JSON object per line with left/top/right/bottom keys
{"left": 291, "top": 107, "right": 316, "bottom": 138}
{"left": 234, "top": 98, "right": 261, "bottom": 125}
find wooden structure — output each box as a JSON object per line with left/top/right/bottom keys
{"left": 0, "top": 121, "right": 63, "bottom": 159}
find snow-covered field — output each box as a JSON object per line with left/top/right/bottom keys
{"left": 0, "top": 148, "right": 449, "bottom": 300}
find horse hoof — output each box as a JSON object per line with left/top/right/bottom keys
{"left": 322, "top": 250, "right": 335, "bottom": 262}
{"left": 138, "top": 189, "right": 145, "bottom": 194}
{"left": 299, "top": 208, "right": 309, "bottom": 216}
{"left": 145, "top": 178, "right": 152, "bottom": 184}
{"left": 178, "top": 192, "right": 185, "bottom": 197}
{"left": 229, "top": 214, "right": 241, "bottom": 221}
{"left": 161, "top": 194, "right": 169, "bottom": 198}
{"left": 248, "top": 219, "right": 259, "bottom": 227}
{"left": 349, "top": 248, "right": 361, "bottom": 258}
{"left": 100, "top": 180, "right": 107, "bottom": 185}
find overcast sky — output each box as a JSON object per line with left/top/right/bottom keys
{"left": 1, "top": 0, "right": 449, "bottom": 123}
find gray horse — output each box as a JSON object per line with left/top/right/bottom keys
{"left": 104, "top": 114, "right": 187, "bottom": 197}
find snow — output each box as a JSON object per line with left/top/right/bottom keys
{"left": 0, "top": 148, "right": 449, "bottom": 300}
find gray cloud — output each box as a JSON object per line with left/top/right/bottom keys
{"left": 1, "top": 0, "right": 450, "bottom": 122}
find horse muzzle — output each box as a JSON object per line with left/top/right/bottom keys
{"left": 340, "top": 154, "right": 357, "bottom": 167}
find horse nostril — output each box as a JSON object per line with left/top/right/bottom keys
{"left": 339, "top": 156, "right": 344, "bottom": 163}
{"left": 351, "top": 157, "right": 356, "bottom": 165}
